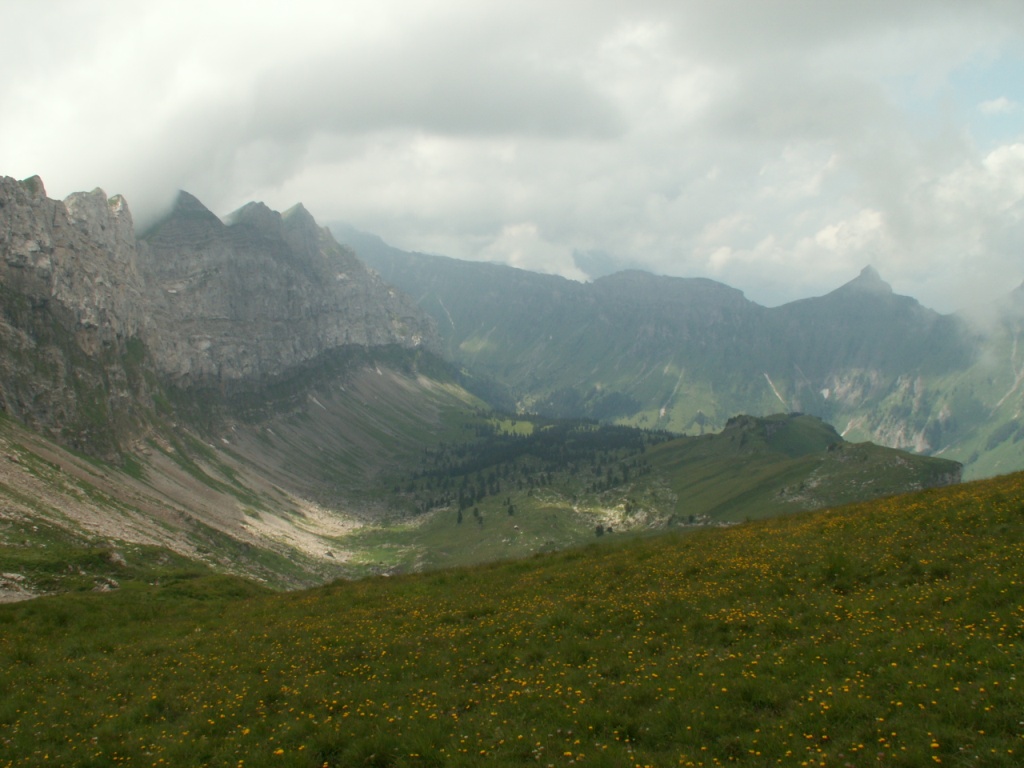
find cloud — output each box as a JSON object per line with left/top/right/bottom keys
{"left": 1, "top": 0, "right": 1023, "bottom": 311}
{"left": 979, "top": 97, "right": 1022, "bottom": 115}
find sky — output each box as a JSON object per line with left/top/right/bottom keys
{"left": 2, "top": 0, "right": 1023, "bottom": 312}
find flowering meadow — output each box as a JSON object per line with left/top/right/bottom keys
{"left": 2, "top": 471, "right": 1023, "bottom": 766}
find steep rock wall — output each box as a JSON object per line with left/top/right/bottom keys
{"left": 136, "top": 194, "right": 436, "bottom": 387}
{"left": 0, "top": 175, "right": 438, "bottom": 456}
{"left": 0, "top": 176, "right": 150, "bottom": 456}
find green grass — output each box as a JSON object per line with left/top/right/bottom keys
{"left": 367, "top": 413, "right": 961, "bottom": 576}
{"left": 336, "top": 492, "right": 596, "bottom": 575}
{"left": 2, "top": 471, "right": 1023, "bottom": 766}
{"left": 644, "top": 414, "right": 960, "bottom": 521}
{"left": 0, "top": 514, "right": 218, "bottom": 595}
{"left": 488, "top": 416, "right": 535, "bottom": 436}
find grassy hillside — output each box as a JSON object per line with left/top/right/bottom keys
{"left": 335, "top": 412, "right": 959, "bottom": 575}
{"left": 646, "top": 413, "right": 961, "bottom": 521}
{"left": 0, "top": 350, "right": 490, "bottom": 594}
{"left": 2, "top": 471, "right": 1022, "bottom": 766}
{"left": 1, "top": 406, "right": 959, "bottom": 594}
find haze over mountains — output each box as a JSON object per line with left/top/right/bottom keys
{"left": 334, "top": 222, "right": 1024, "bottom": 479}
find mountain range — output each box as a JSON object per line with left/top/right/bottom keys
{"left": 334, "top": 222, "right": 1024, "bottom": 479}
{"left": 0, "top": 174, "right": 980, "bottom": 593}
{"left": 0, "top": 177, "right": 1018, "bottom": 768}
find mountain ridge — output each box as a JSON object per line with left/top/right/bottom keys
{"left": 1, "top": 178, "right": 448, "bottom": 468}
{"left": 332, "top": 221, "right": 1015, "bottom": 477}
{"left": 0, "top": 175, "right": 968, "bottom": 594}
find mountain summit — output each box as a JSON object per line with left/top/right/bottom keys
{"left": 832, "top": 265, "right": 893, "bottom": 296}
{"left": 137, "top": 195, "right": 436, "bottom": 387}
{"left": 0, "top": 176, "right": 437, "bottom": 452}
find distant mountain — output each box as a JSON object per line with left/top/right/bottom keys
{"left": 138, "top": 193, "right": 435, "bottom": 389}
{"left": 334, "top": 223, "right": 1021, "bottom": 478}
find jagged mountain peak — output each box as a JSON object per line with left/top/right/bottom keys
{"left": 835, "top": 265, "right": 893, "bottom": 296}
{"left": 141, "top": 190, "right": 222, "bottom": 241}
{"left": 133, "top": 188, "right": 437, "bottom": 385}
{"left": 225, "top": 200, "right": 282, "bottom": 233}
{"left": 223, "top": 201, "right": 321, "bottom": 241}
{"left": 171, "top": 190, "right": 218, "bottom": 218}
{"left": 64, "top": 186, "right": 131, "bottom": 222}
{"left": 18, "top": 174, "right": 47, "bottom": 198}
{"left": 282, "top": 202, "right": 315, "bottom": 225}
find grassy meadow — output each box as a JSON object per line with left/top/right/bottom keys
{"left": 2, "top": 471, "right": 1023, "bottom": 767}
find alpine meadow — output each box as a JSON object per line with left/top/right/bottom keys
{"left": 2, "top": 470, "right": 1022, "bottom": 766}
{"left": 2, "top": 103, "right": 1024, "bottom": 767}
{"left": 6, "top": 3, "right": 1024, "bottom": 765}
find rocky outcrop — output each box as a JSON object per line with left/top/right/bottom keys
{"left": 137, "top": 193, "right": 435, "bottom": 387}
{"left": 0, "top": 176, "right": 145, "bottom": 340}
{"left": 0, "top": 176, "right": 150, "bottom": 456}
{"left": 0, "top": 175, "right": 438, "bottom": 456}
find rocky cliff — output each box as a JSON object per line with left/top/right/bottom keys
{"left": 0, "top": 175, "right": 437, "bottom": 456}
{"left": 0, "top": 176, "right": 151, "bottom": 456}
{"left": 137, "top": 193, "right": 435, "bottom": 387}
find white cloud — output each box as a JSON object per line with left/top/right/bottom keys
{"left": 979, "top": 97, "right": 1021, "bottom": 115}
{"left": 481, "top": 222, "right": 588, "bottom": 281}
{"left": 1, "top": 0, "right": 1023, "bottom": 311}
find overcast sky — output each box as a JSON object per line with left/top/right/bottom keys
{"left": 2, "top": 1, "right": 1023, "bottom": 311}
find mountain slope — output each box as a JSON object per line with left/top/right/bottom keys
{"left": 0, "top": 400, "right": 960, "bottom": 596}
{"left": 0, "top": 178, "right": 968, "bottom": 597}
{"left": 646, "top": 413, "right": 961, "bottom": 521}
{"left": 0, "top": 350, "right": 489, "bottom": 594}
{"left": 323, "top": 412, "right": 960, "bottom": 574}
{"left": 0, "top": 176, "right": 472, "bottom": 591}
{"left": 337, "top": 225, "right": 1007, "bottom": 476}
{"left": 0, "top": 177, "right": 439, "bottom": 464}
{"left": 138, "top": 193, "right": 435, "bottom": 388}
{"left": 3, "top": 468, "right": 1020, "bottom": 766}
{"left": 0, "top": 176, "right": 153, "bottom": 458}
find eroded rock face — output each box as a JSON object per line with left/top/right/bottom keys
{"left": 136, "top": 193, "right": 435, "bottom": 386}
{"left": 0, "top": 175, "right": 437, "bottom": 455}
{"left": 0, "top": 176, "right": 149, "bottom": 456}
{"left": 1, "top": 177, "right": 145, "bottom": 338}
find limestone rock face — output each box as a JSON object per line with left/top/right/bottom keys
{"left": 137, "top": 193, "right": 436, "bottom": 386}
{"left": 0, "top": 175, "right": 438, "bottom": 457}
{"left": 0, "top": 176, "right": 149, "bottom": 456}
{"left": 1, "top": 176, "right": 145, "bottom": 340}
